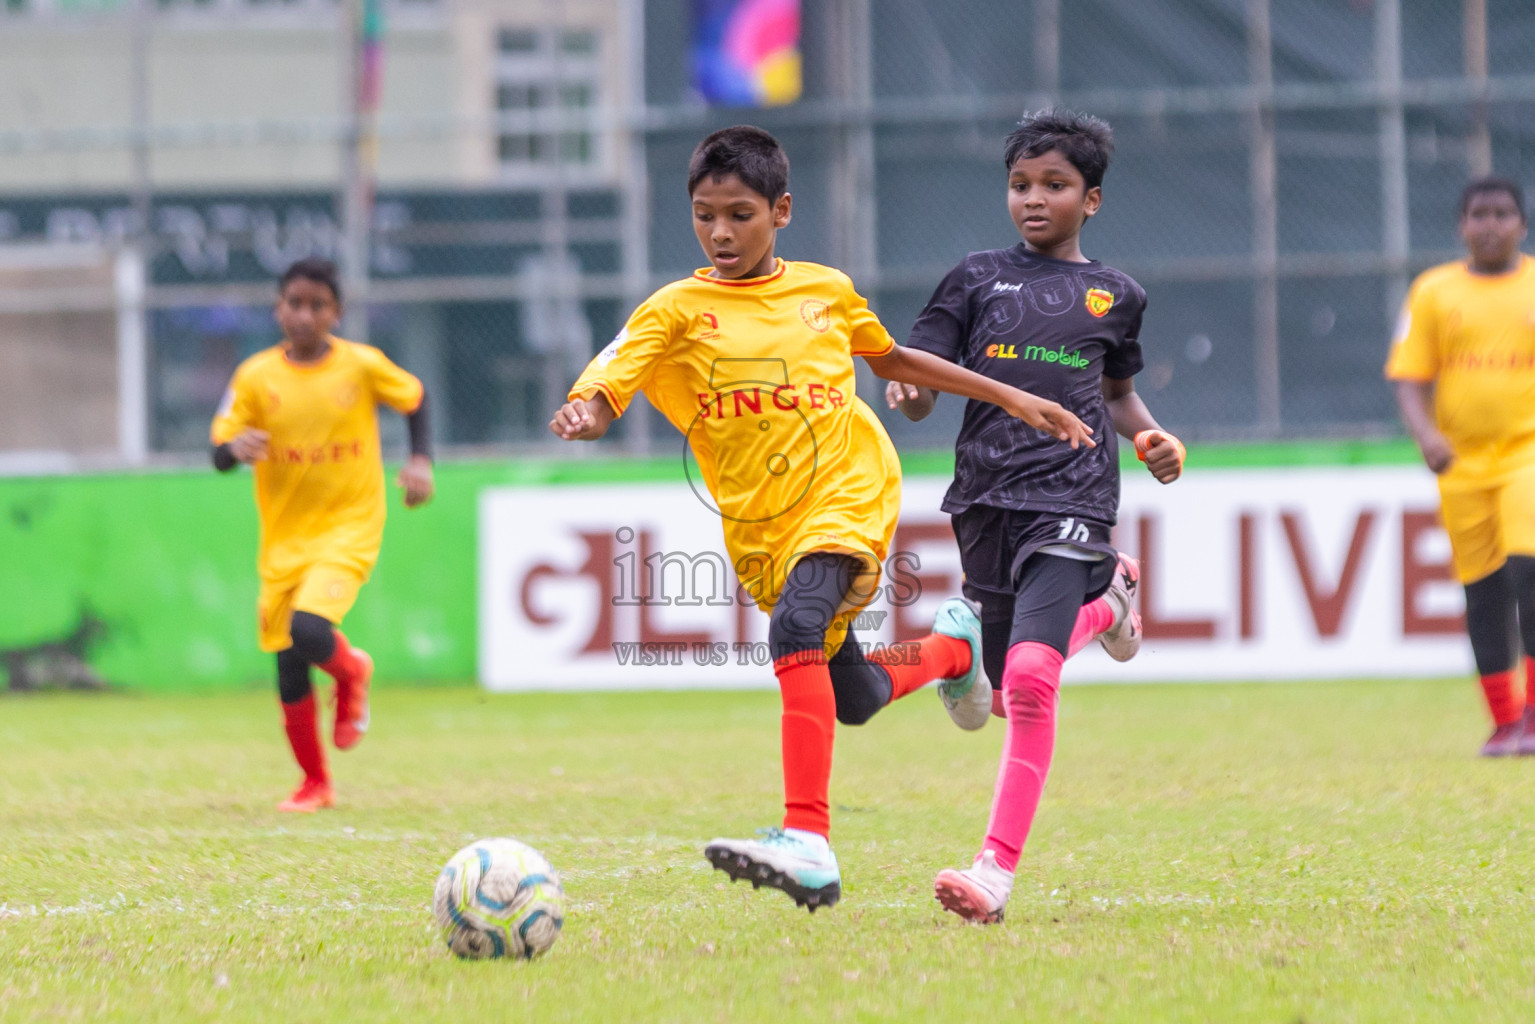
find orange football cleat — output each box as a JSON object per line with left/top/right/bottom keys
{"left": 278, "top": 778, "right": 335, "bottom": 813}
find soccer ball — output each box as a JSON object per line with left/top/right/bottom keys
{"left": 432, "top": 837, "right": 566, "bottom": 960}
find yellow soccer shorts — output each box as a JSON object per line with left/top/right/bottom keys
{"left": 257, "top": 563, "right": 368, "bottom": 652}
{"left": 1437, "top": 460, "right": 1535, "bottom": 584}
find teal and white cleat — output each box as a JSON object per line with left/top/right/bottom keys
{"left": 933, "top": 597, "right": 989, "bottom": 731}
{"left": 1097, "top": 553, "right": 1142, "bottom": 662}
{"left": 704, "top": 828, "right": 841, "bottom": 912}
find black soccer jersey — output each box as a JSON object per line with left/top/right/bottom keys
{"left": 907, "top": 244, "right": 1147, "bottom": 522}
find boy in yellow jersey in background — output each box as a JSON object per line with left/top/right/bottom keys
{"left": 551, "top": 125, "right": 1095, "bottom": 910}
{"left": 1387, "top": 177, "right": 1535, "bottom": 757}
{"left": 212, "top": 257, "right": 434, "bottom": 811}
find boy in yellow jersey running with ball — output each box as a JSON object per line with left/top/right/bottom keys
{"left": 1388, "top": 177, "right": 1535, "bottom": 757}
{"left": 552, "top": 125, "right": 1095, "bottom": 911}
{"left": 212, "top": 257, "right": 434, "bottom": 812}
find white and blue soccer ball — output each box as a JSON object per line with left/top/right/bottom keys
{"left": 432, "top": 837, "right": 566, "bottom": 960}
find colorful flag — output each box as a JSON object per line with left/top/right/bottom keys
{"left": 358, "top": 0, "right": 385, "bottom": 192}
{"left": 692, "top": 0, "right": 802, "bottom": 107}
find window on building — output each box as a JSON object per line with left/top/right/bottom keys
{"left": 494, "top": 26, "right": 603, "bottom": 175}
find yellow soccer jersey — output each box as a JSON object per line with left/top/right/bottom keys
{"left": 570, "top": 259, "right": 902, "bottom": 611}
{"left": 1386, "top": 256, "right": 1535, "bottom": 474}
{"left": 211, "top": 337, "right": 423, "bottom": 584}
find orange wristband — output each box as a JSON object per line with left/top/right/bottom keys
{"left": 1134, "top": 429, "right": 1186, "bottom": 467}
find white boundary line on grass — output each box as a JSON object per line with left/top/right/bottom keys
{"left": 7, "top": 889, "right": 1524, "bottom": 922}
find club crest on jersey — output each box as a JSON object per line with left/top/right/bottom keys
{"left": 800, "top": 299, "right": 831, "bottom": 333}
{"left": 1085, "top": 288, "right": 1115, "bottom": 318}
{"left": 697, "top": 312, "right": 722, "bottom": 342}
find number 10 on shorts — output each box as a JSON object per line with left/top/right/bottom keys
{"left": 1056, "top": 517, "right": 1091, "bottom": 543}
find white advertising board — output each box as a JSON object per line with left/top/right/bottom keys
{"left": 478, "top": 467, "right": 1469, "bottom": 690}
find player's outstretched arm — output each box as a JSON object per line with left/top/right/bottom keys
{"left": 550, "top": 392, "right": 616, "bottom": 441}
{"left": 865, "top": 345, "right": 1094, "bottom": 448}
{"left": 1102, "top": 376, "right": 1184, "bottom": 484}
{"left": 884, "top": 380, "right": 937, "bottom": 421}
{"left": 1393, "top": 379, "right": 1453, "bottom": 474}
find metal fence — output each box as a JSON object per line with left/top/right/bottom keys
{"left": 1, "top": 0, "right": 1532, "bottom": 468}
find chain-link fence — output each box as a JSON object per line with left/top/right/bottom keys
{"left": 1, "top": 0, "right": 1532, "bottom": 467}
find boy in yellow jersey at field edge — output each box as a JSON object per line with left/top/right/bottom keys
{"left": 212, "top": 257, "right": 435, "bottom": 812}
{"left": 1387, "top": 178, "right": 1535, "bottom": 757}
{"left": 551, "top": 125, "right": 1095, "bottom": 911}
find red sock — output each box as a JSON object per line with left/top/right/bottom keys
{"left": 1066, "top": 598, "right": 1116, "bottom": 658}
{"left": 983, "top": 642, "right": 1064, "bottom": 873}
{"left": 1526, "top": 657, "right": 1535, "bottom": 715}
{"left": 320, "top": 629, "right": 360, "bottom": 683}
{"left": 281, "top": 695, "right": 329, "bottom": 784}
{"left": 1479, "top": 669, "right": 1520, "bottom": 726}
{"left": 869, "top": 633, "right": 971, "bottom": 701}
{"left": 775, "top": 654, "right": 837, "bottom": 838}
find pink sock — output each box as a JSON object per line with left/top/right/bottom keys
{"left": 1066, "top": 598, "right": 1115, "bottom": 658}
{"left": 982, "top": 641, "right": 1064, "bottom": 873}
{"left": 988, "top": 601, "right": 1111, "bottom": 721}
{"left": 988, "top": 601, "right": 1111, "bottom": 720}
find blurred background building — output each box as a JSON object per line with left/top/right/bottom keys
{"left": 1, "top": 0, "right": 1533, "bottom": 469}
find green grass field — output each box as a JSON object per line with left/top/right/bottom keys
{"left": 3, "top": 679, "right": 1534, "bottom": 1022}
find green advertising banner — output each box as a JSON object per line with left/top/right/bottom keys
{"left": 0, "top": 457, "right": 684, "bottom": 692}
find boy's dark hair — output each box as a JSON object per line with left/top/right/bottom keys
{"left": 1003, "top": 109, "right": 1115, "bottom": 190}
{"left": 1460, "top": 176, "right": 1526, "bottom": 222}
{"left": 279, "top": 256, "right": 342, "bottom": 303}
{"left": 687, "top": 125, "right": 790, "bottom": 203}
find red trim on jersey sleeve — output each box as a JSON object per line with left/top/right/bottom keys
{"left": 852, "top": 334, "right": 896, "bottom": 358}
{"left": 573, "top": 379, "right": 627, "bottom": 417}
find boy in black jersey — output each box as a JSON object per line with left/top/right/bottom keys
{"left": 889, "top": 110, "right": 1185, "bottom": 923}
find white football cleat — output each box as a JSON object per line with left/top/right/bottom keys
{"left": 933, "top": 849, "right": 1014, "bottom": 924}
{"left": 705, "top": 828, "right": 841, "bottom": 911}
{"left": 1097, "top": 553, "right": 1142, "bottom": 662}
